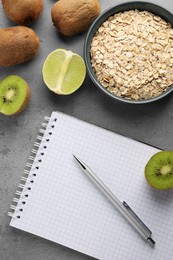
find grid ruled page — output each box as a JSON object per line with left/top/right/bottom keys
{"left": 10, "top": 111, "right": 173, "bottom": 260}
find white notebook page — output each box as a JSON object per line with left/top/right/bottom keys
{"left": 10, "top": 111, "right": 173, "bottom": 260}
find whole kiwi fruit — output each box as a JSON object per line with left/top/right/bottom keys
{"left": 2, "top": 0, "right": 43, "bottom": 25}
{"left": 0, "top": 26, "right": 40, "bottom": 66}
{"left": 51, "top": 0, "right": 101, "bottom": 36}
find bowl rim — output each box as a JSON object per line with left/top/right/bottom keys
{"left": 84, "top": 1, "right": 173, "bottom": 104}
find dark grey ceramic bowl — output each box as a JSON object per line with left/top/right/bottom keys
{"left": 84, "top": 2, "right": 173, "bottom": 104}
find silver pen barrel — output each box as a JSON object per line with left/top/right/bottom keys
{"left": 73, "top": 155, "right": 155, "bottom": 246}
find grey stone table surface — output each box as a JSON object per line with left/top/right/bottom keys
{"left": 1, "top": 0, "right": 173, "bottom": 259}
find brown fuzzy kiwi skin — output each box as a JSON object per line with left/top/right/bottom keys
{"left": 0, "top": 26, "right": 40, "bottom": 67}
{"left": 2, "top": 0, "right": 43, "bottom": 25}
{"left": 51, "top": 0, "right": 101, "bottom": 36}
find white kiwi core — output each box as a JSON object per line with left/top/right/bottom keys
{"left": 161, "top": 165, "right": 171, "bottom": 175}
{"left": 6, "top": 89, "right": 15, "bottom": 100}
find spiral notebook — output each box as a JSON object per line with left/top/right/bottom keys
{"left": 8, "top": 111, "right": 173, "bottom": 260}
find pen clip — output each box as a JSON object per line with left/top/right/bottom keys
{"left": 122, "top": 201, "right": 152, "bottom": 237}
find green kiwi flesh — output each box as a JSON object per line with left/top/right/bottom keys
{"left": 145, "top": 151, "right": 173, "bottom": 190}
{"left": 0, "top": 75, "right": 30, "bottom": 115}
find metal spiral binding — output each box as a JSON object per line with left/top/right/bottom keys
{"left": 18, "top": 184, "right": 25, "bottom": 189}
{"left": 31, "top": 149, "right": 37, "bottom": 154}
{"left": 15, "top": 191, "right": 22, "bottom": 196}
{"left": 24, "top": 170, "right": 30, "bottom": 175}
{"left": 13, "top": 198, "right": 19, "bottom": 203}
{"left": 21, "top": 177, "right": 27, "bottom": 181}
{"left": 39, "top": 129, "right": 45, "bottom": 134}
{"left": 10, "top": 205, "right": 16, "bottom": 210}
{"left": 7, "top": 115, "right": 56, "bottom": 219}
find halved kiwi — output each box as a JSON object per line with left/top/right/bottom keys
{"left": 0, "top": 75, "right": 30, "bottom": 115}
{"left": 145, "top": 151, "right": 173, "bottom": 190}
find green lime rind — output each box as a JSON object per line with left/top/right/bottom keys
{"left": 42, "top": 49, "right": 86, "bottom": 95}
{"left": 145, "top": 151, "right": 173, "bottom": 190}
{"left": 0, "top": 75, "right": 28, "bottom": 115}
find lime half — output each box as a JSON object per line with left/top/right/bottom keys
{"left": 42, "top": 49, "right": 86, "bottom": 95}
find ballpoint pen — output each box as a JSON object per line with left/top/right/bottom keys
{"left": 73, "top": 154, "right": 155, "bottom": 247}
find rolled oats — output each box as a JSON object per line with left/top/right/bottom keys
{"left": 90, "top": 10, "right": 173, "bottom": 100}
